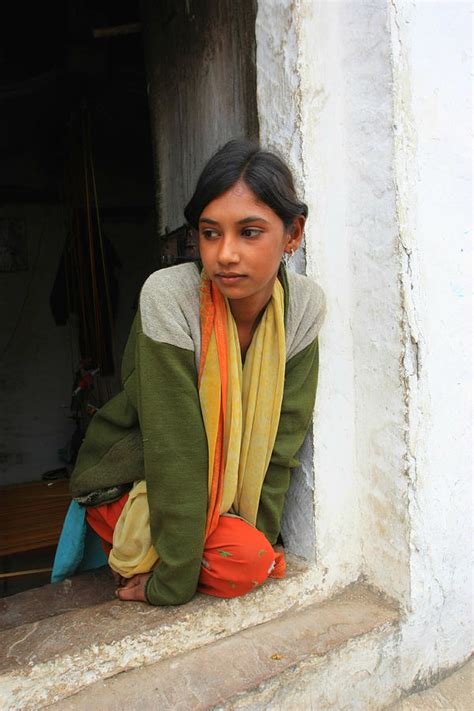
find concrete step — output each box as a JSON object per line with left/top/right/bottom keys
{"left": 0, "top": 567, "right": 116, "bottom": 631}
{"left": 49, "top": 583, "right": 399, "bottom": 711}
{"left": 50, "top": 585, "right": 397, "bottom": 710}
{"left": 0, "top": 557, "right": 310, "bottom": 709}
{"left": 0, "top": 565, "right": 399, "bottom": 710}
{"left": 389, "top": 658, "right": 473, "bottom": 711}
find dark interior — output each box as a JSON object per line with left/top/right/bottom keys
{"left": 0, "top": 0, "right": 156, "bottom": 595}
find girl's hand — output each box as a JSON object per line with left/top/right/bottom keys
{"left": 115, "top": 573, "right": 151, "bottom": 602}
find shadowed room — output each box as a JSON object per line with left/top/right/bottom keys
{"left": 0, "top": 0, "right": 156, "bottom": 594}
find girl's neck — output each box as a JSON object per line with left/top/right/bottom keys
{"left": 229, "top": 285, "right": 274, "bottom": 362}
{"left": 229, "top": 298, "right": 266, "bottom": 330}
{"left": 228, "top": 278, "right": 276, "bottom": 331}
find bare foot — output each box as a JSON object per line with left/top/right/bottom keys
{"left": 115, "top": 573, "right": 151, "bottom": 603}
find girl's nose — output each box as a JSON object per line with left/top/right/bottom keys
{"left": 217, "top": 235, "right": 240, "bottom": 264}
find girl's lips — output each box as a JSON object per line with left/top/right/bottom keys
{"left": 215, "top": 273, "right": 247, "bottom": 282}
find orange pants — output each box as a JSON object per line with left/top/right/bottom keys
{"left": 86, "top": 495, "right": 285, "bottom": 599}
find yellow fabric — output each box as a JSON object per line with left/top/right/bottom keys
{"left": 108, "top": 480, "right": 158, "bottom": 577}
{"left": 218, "top": 279, "right": 286, "bottom": 525}
{"left": 108, "top": 277, "right": 286, "bottom": 577}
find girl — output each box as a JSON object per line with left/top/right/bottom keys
{"left": 56, "top": 139, "right": 326, "bottom": 606}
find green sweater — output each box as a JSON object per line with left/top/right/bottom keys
{"left": 70, "top": 262, "right": 326, "bottom": 605}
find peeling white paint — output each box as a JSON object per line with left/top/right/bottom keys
{"left": 390, "top": 0, "right": 472, "bottom": 680}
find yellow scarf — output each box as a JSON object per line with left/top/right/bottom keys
{"left": 108, "top": 274, "right": 286, "bottom": 577}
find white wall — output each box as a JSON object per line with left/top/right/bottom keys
{"left": 390, "top": 0, "right": 472, "bottom": 677}
{"left": 257, "top": 0, "right": 363, "bottom": 588}
{"left": 256, "top": 0, "right": 472, "bottom": 683}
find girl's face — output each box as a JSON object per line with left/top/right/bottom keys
{"left": 198, "top": 180, "right": 303, "bottom": 312}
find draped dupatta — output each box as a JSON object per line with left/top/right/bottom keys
{"left": 198, "top": 271, "right": 286, "bottom": 535}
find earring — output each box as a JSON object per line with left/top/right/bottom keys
{"left": 282, "top": 247, "right": 295, "bottom": 267}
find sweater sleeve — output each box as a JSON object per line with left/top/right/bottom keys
{"left": 256, "top": 337, "right": 320, "bottom": 544}
{"left": 72, "top": 264, "right": 208, "bottom": 606}
{"left": 135, "top": 270, "right": 208, "bottom": 606}
{"left": 137, "top": 331, "right": 208, "bottom": 606}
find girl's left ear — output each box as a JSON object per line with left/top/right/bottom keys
{"left": 285, "top": 215, "right": 306, "bottom": 254}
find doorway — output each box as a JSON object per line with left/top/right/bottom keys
{"left": 0, "top": 0, "right": 155, "bottom": 595}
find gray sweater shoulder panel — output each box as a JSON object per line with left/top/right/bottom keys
{"left": 139, "top": 263, "right": 326, "bottom": 367}
{"left": 285, "top": 271, "right": 326, "bottom": 361}
{"left": 139, "top": 263, "right": 202, "bottom": 365}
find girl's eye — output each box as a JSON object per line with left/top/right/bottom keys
{"left": 201, "top": 229, "right": 219, "bottom": 240}
{"left": 241, "top": 228, "right": 261, "bottom": 239}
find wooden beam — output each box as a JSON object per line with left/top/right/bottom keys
{"left": 93, "top": 23, "right": 142, "bottom": 39}
{"left": 0, "top": 568, "right": 52, "bottom": 579}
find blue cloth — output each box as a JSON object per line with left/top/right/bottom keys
{"left": 51, "top": 500, "right": 108, "bottom": 582}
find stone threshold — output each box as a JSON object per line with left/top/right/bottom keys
{"left": 50, "top": 583, "right": 400, "bottom": 710}
{"left": 0, "top": 567, "right": 116, "bottom": 631}
{"left": 0, "top": 562, "right": 399, "bottom": 709}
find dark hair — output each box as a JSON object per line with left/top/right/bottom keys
{"left": 184, "top": 139, "right": 308, "bottom": 230}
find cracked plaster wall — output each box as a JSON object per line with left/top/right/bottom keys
{"left": 336, "top": 0, "right": 411, "bottom": 605}
{"left": 390, "top": 0, "right": 472, "bottom": 678}
{"left": 257, "top": 0, "right": 472, "bottom": 679}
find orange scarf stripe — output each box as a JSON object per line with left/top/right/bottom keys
{"left": 201, "top": 276, "right": 229, "bottom": 538}
{"left": 205, "top": 410, "right": 224, "bottom": 538}
{"left": 198, "top": 277, "right": 215, "bottom": 385}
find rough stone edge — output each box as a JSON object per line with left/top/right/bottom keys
{"left": 49, "top": 586, "right": 400, "bottom": 710}
{"left": 213, "top": 622, "right": 402, "bottom": 710}
{"left": 0, "top": 561, "right": 343, "bottom": 711}
{"left": 392, "top": 654, "right": 474, "bottom": 707}
{"left": 388, "top": 656, "right": 474, "bottom": 709}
